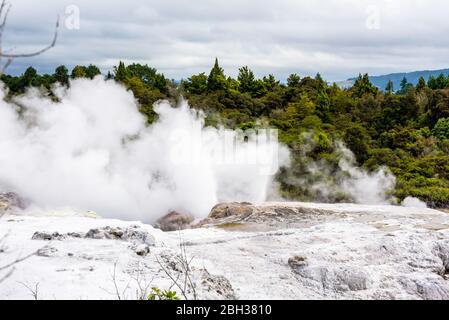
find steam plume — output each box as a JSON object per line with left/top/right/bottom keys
{"left": 0, "top": 77, "right": 288, "bottom": 222}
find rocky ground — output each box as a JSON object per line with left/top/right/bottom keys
{"left": 1, "top": 196, "right": 449, "bottom": 300}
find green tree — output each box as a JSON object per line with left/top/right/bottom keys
{"left": 427, "top": 74, "right": 448, "bottom": 90}
{"left": 315, "top": 73, "right": 330, "bottom": 122}
{"left": 344, "top": 123, "right": 371, "bottom": 164}
{"left": 385, "top": 80, "right": 394, "bottom": 94}
{"left": 114, "top": 61, "right": 128, "bottom": 82}
{"left": 207, "top": 58, "right": 228, "bottom": 92}
{"left": 106, "top": 71, "right": 114, "bottom": 80}
{"left": 315, "top": 73, "right": 326, "bottom": 91}
{"left": 262, "top": 74, "right": 279, "bottom": 92}
{"left": 433, "top": 118, "right": 449, "bottom": 140}
{"left": 126, "top": 63, "right": 168, "bottom": 92}
{"left": 352, "top": 74, "right": 378, "bottom": 97}
{"left": 71, "top": 65, "right": 87, "bottom": 79}
{"left": 85, "top": 64, "right": 101, "bottom": 79}
{"left": 416, "top": 76, "right": 427, "bottom": 91}
{"left": 183, "top": 73, "right": 208, "bottom": 95}
{"left": 288, "top": 93, "right": 315, "bottom": 120}
{"left": 287, "top": 73, "right": 300, "bottom": 87}
{"left": 237, "top": 66, "right": 257, "bottom": 94}
{"left": 398, "top": 77, "right": 414, "bottom": 94}
{"left": 400, "top": 77, "right": 408, "bottom": 91}
{"left": 22, "top": 67, "right": 38, "bottom": 86}
{"left": 436, "top": 73, "right": 449, "bottom": 89}
{"left": 428, "top": 75, "right": 437, "bottom": 89}
{"left": 53, "top": 65, "right": 69, "bottom": 86}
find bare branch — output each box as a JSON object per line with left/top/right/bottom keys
{"left": 155, "top": 233, "right": 198, "bottom": 300}
{"left": 0, "top": 18, "right": 60, "bottom": 58}
{"left": 19, "top": 281, "right": 40, "bottom": 300}
{"left": 111, "top": 261, "right": 123, "bottom": 300}
{"left": 0, "top": 230, "right": 36, "bottom": 285}
{"left": 0, "top": 1, "right": 11, "bottom": 30}
{"left": 155, "top": 255, "right": 190, "bottom": 300}
{"left": 0, "top": 251, "right": 36, "bottom": 272}
{"left": 0, "top": 267, "right": 13, "bottom": 284}
{"left": 130, "top": 263, "right": 155, "bottom": 300}
{"left": 0, "top": 1, "right": 59, "bottom": 73}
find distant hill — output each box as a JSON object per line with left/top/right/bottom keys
{"left": 339, "top": 68, "right": 449, "bottom": 90}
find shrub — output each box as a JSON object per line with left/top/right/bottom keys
{"left": 433, "top": 118, "right": 449, "bottom": 140}
{"left": 148, "top": 287, "right": 180, "bottom": 301}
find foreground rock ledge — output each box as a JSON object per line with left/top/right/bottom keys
{"left": 1, "top": 202, "right": 449, "bottom": 300}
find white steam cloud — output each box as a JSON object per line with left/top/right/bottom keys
{"left": 336, "top": 142, "right": 396, "bottom": 205}
{"left": 401, "top": 197, "right": 428, "bottom": 208}
{"left": 287, "top": 137, "right": 397, "bottom": 205}
{"left": 0, "top": 78, "right": 288, "bottom": 222}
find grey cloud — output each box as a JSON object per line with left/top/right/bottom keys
{"left": 3, "top": 0, "right": 449, "bottom": 81}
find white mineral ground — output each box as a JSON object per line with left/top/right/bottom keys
{"left": 1, "top": 202, "right": 449, "bottom": 300}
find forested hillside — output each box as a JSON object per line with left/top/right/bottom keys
{"left": 2, "top": 59, "right": 449, "bottom": 208}
{"left": 346, "top": 68, "right": 449, "bottom": 91}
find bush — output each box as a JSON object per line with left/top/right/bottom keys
{"left": 433, "top": 118, "right": 449, "bottom": 140}
{"left": 148, "top": 287, "right": 180, "bottom": 300}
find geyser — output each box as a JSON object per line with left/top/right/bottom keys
{"left": 0, "top": 77, "right": 288, "bottom": 222}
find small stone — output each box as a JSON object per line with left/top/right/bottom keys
{"left": 288, "top": 256, "right": 308, "bottom": 269}
{"left": 0, "top": 192, "right": 29, "bottom": 213}
{"left": 123, "top": 227, "right": 155, "bottom": 246}
{"left": 201, "top": 271, "right": 236, "bottom": 300}
{"left": 37, "top": 246, "right": 58, "bottom": 257}
{"left": 135, "top": 245, "right": 150, "bottom": 256}
{"left": 67, "top": 232, "right": 83, "bottom": 238}
{"left": 154, "top": 211, "right": 195, "bottom": 232}
{"left": 209, "top": 203, "right": 254, "bottom": 219}
{"left": 32, "top": 232, "right": 65, "bottom": 241}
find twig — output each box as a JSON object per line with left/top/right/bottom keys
{"left": 0, "top": 251, "right": 36, "bottom": 272}
{"left": 0, "top": 18, "right": 60, "bottom": 58}
{"left": 155, "top": 232, "right": 198, "bottom": 300}
{"left": 109, "top": 261, "right": 132, "bottom": 300}
{"left": 0, "top": 267, "right": 13, "bottom": 284}
{"left": 0, "top": 0, "right": 59, "bottom": 73}
{"left": 18, "top": 281, "right": 39, "bottom": 300}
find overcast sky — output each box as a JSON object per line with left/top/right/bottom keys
{"left": 3, "top": 0, "right": 449, "bottom": 81}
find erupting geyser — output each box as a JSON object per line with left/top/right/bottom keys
{"left": 0, "top": 77, "right": 289, "bottom": 222}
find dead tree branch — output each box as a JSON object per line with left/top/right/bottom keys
{"left": 0, "top": 0, "right": 59, "bottom": 73}
{"left": 18, "top": 281, "right": 40, "bottom": 300}
{"left": 155, "top": 232, "right": 198, "bottom": 300}
{"left": 0, "top": 227, "right": 36, "bottom": 285}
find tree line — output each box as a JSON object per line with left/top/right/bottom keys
{"left": 1, "top": 59, "right": 449, "bottom": 207}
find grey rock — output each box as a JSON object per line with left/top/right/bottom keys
{"left": 201, "top": 271, "right": 237, "bottom": 300}
{"left": 32, "top": 232, "right": 66, "bottom": 241}
{"left": 121, "top": 227, "right": 155, "bottom": 246}
{"left": 0, "top": 192, "right": 29, "bottom": 213}
{"left": 209, "top": 203, "right": 254, "bottom": 220}
{"left": 333, "top": 268, "right": 369, "bottom": 292}
{"left": 135, "top": 244, "right": 150, "bottom": 256}
{"left": 85, "top": 226, "right": 123, "bottom": 240}
{"left": 288, "top": 256, "right": 308, "bottom": 270}
{"left": 296, "top": 265, "right": 370, "bottom": 292}
{"left": 434, "top": 241, "right": 449, "bottom": 276}
{"left": 37, "top": 246, "right": 58, "bottom": 257}
{"left": 414, "top": 278, "right": 449, "bottom": 300}
{"left": 84, "top": 226, "right": 155, "bottom": 246}
{"left": 32, "top": 226, "right": 155, "bottom": 248}
{"left": 154, "top": 211, "right": 194, "bottom": 232}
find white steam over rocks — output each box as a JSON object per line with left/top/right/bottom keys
{"left": 282, "top": 137, "right": 397, "bottom": 206}
{"left": 337, "top": 142, "right": 396, "bottom": 205}
{"left": 0, "top": 78, "right": 288, "bottom": 222}
{"left": 402, "top": 197, "right": 428, "bottom": 209}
